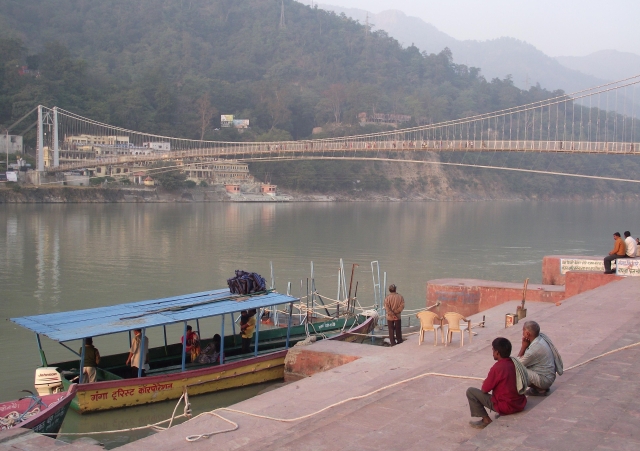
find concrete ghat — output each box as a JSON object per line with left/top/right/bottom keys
{"left": 115, "top": 277, "right": 640, "bottom": 451}
{"left": 0, "top": 429, "right": 103, "bottom": 450}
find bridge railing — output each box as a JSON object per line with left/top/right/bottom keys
{"left": 48, "top": 140, "right": 640, "bottom": 173}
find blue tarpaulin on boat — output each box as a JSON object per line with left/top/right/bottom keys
{"left": 10, "top": 289, "right": 299, "bottom": 342}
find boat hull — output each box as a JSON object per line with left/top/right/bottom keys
{"left": 69, "top": 353, "right": 286, "bottom": 413}
{"left": 0, "top": 384, "right": 77, "bottom": 435}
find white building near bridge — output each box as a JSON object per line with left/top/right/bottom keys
{"left": 143, "top": 142, "right": 171, "bottom": 151}
{"left": 0, "top": 134, "right": 23, "bottom": 154}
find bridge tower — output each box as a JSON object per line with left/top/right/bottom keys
{"left": 37, "top": 105, "right": 43, "bottom": 172}
{"left": 36, "top": 105, "right": 59, "bottom": 174}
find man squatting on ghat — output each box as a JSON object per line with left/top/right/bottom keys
{"left": 518, "top": 320, "right": 563, "bottom": 396}
{"left": 383, "top": 284, "right": 405, "bottom": 346}
{"left": 466, "top": 337, "right": 527, "bottom": 429}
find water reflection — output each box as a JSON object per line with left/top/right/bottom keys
{"left": 1, "top": 201, "right": 639, "bottom": 435}
{"left": 34, "top": 218, "right": 61, "bottom": 310}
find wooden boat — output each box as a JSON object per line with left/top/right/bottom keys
{"left": 12, "top": 289, "right": 377, "bottom": 413}
{"left": 0, "top": 384, "right": 77, "bottom": 434}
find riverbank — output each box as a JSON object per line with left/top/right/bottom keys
{"left": 0, "top": 186, "right": 240, "bottom": 203}
{"left": 3, "top": 186, "right": 640, "bottom": 203}
{"left": 115, "top": 276, "right": 640, "bottom": 451}
{"left": 5, "top": 259, "right": 639, "bottom": 450}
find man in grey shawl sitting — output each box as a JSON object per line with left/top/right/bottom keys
{"left": 518, "top": 320, "right": 563, "bottom": 396}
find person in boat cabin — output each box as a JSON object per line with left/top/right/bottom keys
{"left": 80, "top": 337, "right": 100, "bottom": 383}
{"left": 383, "top": 284, "right": 405, "bottom": 346}
{"left": 466, "top": 337, "right": 527, "bottom": 429}
{"left": 240, "top": 309, "right": 257, "bottom": 353}
{"left": 181, "top": 325, "right": 201, "bottom": 363}
{"left": 198, "top": 334, "right": 224, "bottom": 364}
{"left": 125, "top": 329, "right": 149, "bottom": 377}
{"left": 517, "top": 321, "right": 563, "bottom": 397}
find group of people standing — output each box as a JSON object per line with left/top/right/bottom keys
{"left": 604, "top": 231, "right": 640, "bottom": 273}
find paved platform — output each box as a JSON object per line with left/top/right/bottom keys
{"left": 114, "top": 276, "right": 640, "bottom": 451}
{"left": 0, "top": 428, "right": 103, "bottom": 451}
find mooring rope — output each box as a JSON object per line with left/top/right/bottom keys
{"left": 183, "top": 340, "right": 640, "bottom": 442}
{"left": 1, "top": 408, "right": 40, "bottom": 429}
{"left": 51, "top": 389, "right": 193, "bottom": 437}
{"left": 41, "top": 339, "right": 640, "bottom": 442}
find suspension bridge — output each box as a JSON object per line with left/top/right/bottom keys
{"left": 10, "top": 75, "right": 640, "bottom": 183}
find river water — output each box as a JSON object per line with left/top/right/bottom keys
{"left": 0, "top": 201, "right": 636, "bottom": 445}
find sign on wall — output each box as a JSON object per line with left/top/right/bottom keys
{"left": 560, "top": 258, "right": 605, "bottom": 274}
{"left": 615, "top": 259, "right": 640, "bottom": 276}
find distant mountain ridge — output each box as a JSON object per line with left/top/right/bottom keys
{"left": 556, "top": 50, "right": 640, "bottom": 82}
{"left": 317, "top": 4, "right": 637, "bottom": 94}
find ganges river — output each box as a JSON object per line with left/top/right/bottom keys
{"left": 1, "top": 201, "right": 637, "bottom": 447}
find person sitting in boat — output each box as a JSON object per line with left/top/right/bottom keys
{"left": 467, "top": 337, "right": 527, "bottom": 429}
{"left": 240, "top": 309, "right": 257, "bottom": 353}
{"left": 80, "top": 337, "right": 100, "bottom": 383}
{"left": 125, "top": 329, "right": 149, "bottom": 377}
{"left": 181, "top": 325, "right": 201, "bottom": 362}
{"left": 517, "top": 321, "right": 563, "bottom": 396}
{"left": 198, "top": 334, "right": 224, "bottom": 364}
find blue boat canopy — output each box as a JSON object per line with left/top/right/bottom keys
{"left": 11, "top": 289, "right": 299, "bottom": 342}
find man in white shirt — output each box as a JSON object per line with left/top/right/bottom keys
{"left": 624, "top": 231, "right": 637, "bottom": 258}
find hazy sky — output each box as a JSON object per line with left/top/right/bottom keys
{"left": 308, "top": 0, "right": 640, "bottom": 57}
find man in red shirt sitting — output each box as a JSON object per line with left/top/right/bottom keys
{"left": 466, "top": 337, "right": 527, "bottom": 429}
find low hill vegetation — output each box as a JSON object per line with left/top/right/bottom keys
{"left": 0, "top": 0, "right": 638, "bottom": 198}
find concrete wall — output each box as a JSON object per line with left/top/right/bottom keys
{"left": 426, "top": 279, "right": 564, "bottom": 318}
{"left": 284, "top": 348, "right": 360, "bottom": 382}
{"left": 426, "top": 256, "right": 623, "bottom": 317}
{"left": 564, "top": 271, "right": 623, "bottom": 298}
{"left": 542, "top": 255, "right": 604, "bottom": 285}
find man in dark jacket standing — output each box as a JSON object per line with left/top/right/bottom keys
{"left": 384, "top": 284, "right": 405, "bottom": 346}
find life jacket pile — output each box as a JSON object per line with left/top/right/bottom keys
{"left": 227, "top": 270, "right": 267, "bottom": 295}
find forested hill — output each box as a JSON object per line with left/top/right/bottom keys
{"left": 0, "top": 0, "right": 560, "bottom": 142}
{"left": 2, "top": 0, "right": 638, "bottom": 199}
